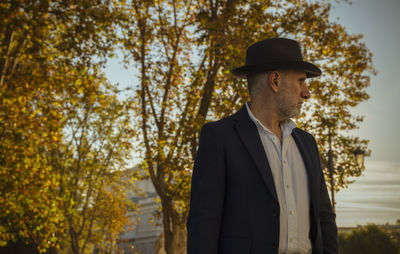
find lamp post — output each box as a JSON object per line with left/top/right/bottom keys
{"left": 327, "top": 127, "right": 365, "bottom": 213}
{"left": 353, "top": 146, "right": 365, "bottom": 172}
{"left": 327, "top": 127, "right": 335, "bottom": 212}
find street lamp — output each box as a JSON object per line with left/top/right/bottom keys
{"left": 353, "top": 146, "right": 365, "bottom": 171}
{"left": 327, "top": 127, "right": 365, "bottom": 213}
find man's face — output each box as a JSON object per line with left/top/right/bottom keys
{"left": 276, "top": 70, "right": 310, "bottom": 119}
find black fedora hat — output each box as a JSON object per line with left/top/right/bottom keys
{"left": 231, "top": 38, "right": 322, "bottom": 78}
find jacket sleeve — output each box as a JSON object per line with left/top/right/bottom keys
{"left": 313, "top": 138, "right": 338, "bottom": 254}
{"left": 187, "top": 123, "right": 226, "bottom": 254}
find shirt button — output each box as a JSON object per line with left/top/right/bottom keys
{"left": 286, "top": 184, "right": 290, "bottom": 188}
{"left": 290, "top": 210, "right": 295, "bottom": 215}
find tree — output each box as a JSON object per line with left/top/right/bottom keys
{"left": 0, "top": 0, "right": 135, "bottom": 252}
{"left": 124, "top": 0, "right": 374, "bottom": 253}
{"left": 338, "top": 224, "right": 398, "bottom": 254}
{"left": 49, "top": 75, "right": 138, "bottom": 254}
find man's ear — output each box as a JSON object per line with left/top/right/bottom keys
{"left": 268, "top": 71, "right": 280, "bottom": 93}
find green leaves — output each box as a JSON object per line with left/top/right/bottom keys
{"left": 339, "top": 224, "right": 399, "bottom": 254}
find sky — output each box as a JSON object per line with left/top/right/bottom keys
{"left": 104, "top": 0, "right": 400, "bottom": 227}
{"left": 329, "top": 0, "right": 400, "bottom": 227}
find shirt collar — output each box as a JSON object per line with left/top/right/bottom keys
{"left": 245, "top": 102, "right": 297, "bottom": 139}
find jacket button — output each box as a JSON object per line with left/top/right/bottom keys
{"left": 272, "top": 242, "right": 278, "bottom": 248}
{"left": 272, "top": 211, "right": 278, "bottom": 217}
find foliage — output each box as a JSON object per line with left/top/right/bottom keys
{"left": 0, "top": 0, "right": 136, "bottom": 253}
{"left": 338, "top": 224, "right": 399, "bottom": 254}
{"left": 388, "top": 221, "right": 400, "bottom": 252}
{"left": 49, "top": 76, "right": 138, "bottom": 254}
{"left": 123, "top": 0, "right": 374, "bottom": 253}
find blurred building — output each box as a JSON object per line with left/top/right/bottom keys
{"left": 118, "top": 174, "right": 162, "bottom": 254}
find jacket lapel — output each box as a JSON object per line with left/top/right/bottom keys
{"left": 232, "top": 105, "right": 279, "bottom": 204}
{"left": 291, "top": 129, "right": 319, "bottom": 225}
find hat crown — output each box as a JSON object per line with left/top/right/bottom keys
{"left": 246, "top": 38, "right": 304, "bottom": 65}
{"left": 231, "top": 37, "right": 321, "bottom": 78}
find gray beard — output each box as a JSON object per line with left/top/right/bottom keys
{"left": 276, "top": 94, "right": 301, "bottom": 119}
{"left": 279, "top": 105, "right": 300, "bottom": 119}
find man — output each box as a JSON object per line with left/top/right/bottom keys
{"left": 186, "top": 38, "right": 338, "bottom": 254}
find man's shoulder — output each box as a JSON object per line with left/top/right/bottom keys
{"left": 293, "top": 127, "right": 312, "bottom": 137}
{"left": 292, "top": 127, "right": 317, "bottom": 143}
{"left": 202, "top": 112, "right": 237, "bottom": 130}
{"left": 202, "top": 105, "right": 248, "bottom": 129}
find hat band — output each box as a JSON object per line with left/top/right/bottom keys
{"left": 246, "top": 57, "right": 304, "bottom": 65}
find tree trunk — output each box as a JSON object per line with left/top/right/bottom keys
{"left": 155, "top": 220, "right": 187, "bottom": 254}
{"left": 156, "top": 198, "right": 187, "bottom": 254}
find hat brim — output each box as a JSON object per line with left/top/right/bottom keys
{"left": 231, "top": 61, "right": 322, "bottom": 78}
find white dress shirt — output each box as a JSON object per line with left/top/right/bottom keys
{"left": 246, "top": 102, "right": 312, "bottom": 254}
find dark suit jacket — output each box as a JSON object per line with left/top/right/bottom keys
{"left": 187, "top": 105, "right": 338, "bottom": 254}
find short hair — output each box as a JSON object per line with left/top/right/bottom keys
{"left": 247, "top": 70, "right": 289, "bottom": 98}
{"left": 246, "top": 72, "right": 270, "bottom": 98}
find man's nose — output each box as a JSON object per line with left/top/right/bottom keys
{"left": 301, "top": 86, "right": 311, "bottom": 99}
